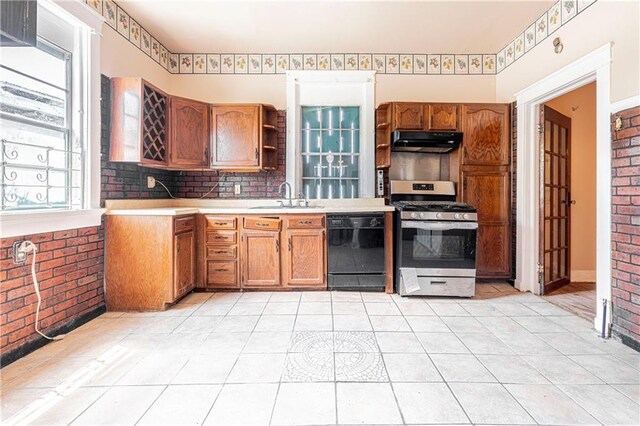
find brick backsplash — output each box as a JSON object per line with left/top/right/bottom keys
{"left": 610, "top": 105, "right": 640, "bottom": 350}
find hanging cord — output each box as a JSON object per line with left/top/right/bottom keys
{"left": 155, "top": 172, "right": 224, "bottom": 199}
{"left": 18, "top": 241, "right": 66, "bottom": 341}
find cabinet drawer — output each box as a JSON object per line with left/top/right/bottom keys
{"left": 207, "top": 245, "right": 237, "bottom": 259}
{"left": 207, "top": 260, "right": 237, "bottom": 285}
{"left": 285, "top": 215, "right": 324, "bottom": 229}
{"left": 206, "top": 216, "right": 236, "bottom": 230}
{"left": 174, "top": 216, "right": 194, "bottom": 233}
{"left": 244, "top": 217, "right": 281, "bottom": 231}
{"left": 206, "top": 230, "right": 237, "bottom": 244}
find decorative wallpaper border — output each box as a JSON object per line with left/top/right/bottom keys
{"left": 496, "top": 0, "right": 597, "bottom": 73}
{"left": 83, "top": 0, "right": 598, "bottom": 76}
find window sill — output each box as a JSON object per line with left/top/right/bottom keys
{"left": 0, "top": 208, "right": 106, "bottom": 238}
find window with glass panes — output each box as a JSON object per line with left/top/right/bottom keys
{"left": 301, "top": 106, "right": 360, "bottom": 199}
{"left": 0, "top": 40, "right": 80, "bottom": 211}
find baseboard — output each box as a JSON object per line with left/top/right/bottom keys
{"left": 571, "top": 270, "right": 596, "bottom": 282}
{"left": 0, "top": 305, "right": 106, "bottom": 368}
{"left": 612, "top": 328, "right": 640, "bottom": 353}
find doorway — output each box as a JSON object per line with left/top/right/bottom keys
{"left": 539, "top": 83, "right": 597, "bottom": 321}
{"left": 515, "top": 43, "right": 611, "bottom": 334}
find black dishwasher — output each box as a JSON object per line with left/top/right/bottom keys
{"left": 327, "top": 213, "right": 386, "bottom": 292}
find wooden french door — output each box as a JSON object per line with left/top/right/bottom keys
{"left": 539, "top": 105, "right": 572, "bottom": 294}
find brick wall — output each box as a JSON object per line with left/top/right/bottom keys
{"left": 173, "top": 111, "right": 286, "bottom": 199}
{"left": 610, "top": 105, "right": 640, "bottom": 350}
{"left": 0, "top": 226, "right": 105, "bottom": 364}
{"left": 510, "top": 102, "right": 517, "bottom": 281}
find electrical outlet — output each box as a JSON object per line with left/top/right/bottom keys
{"left": 234, "top": 183, "right": 241, "bottom": 195}
{"left": 12, "top": 241, "right": 27, "bottom": 264}
{"left": 147, "top": 176, "right": 156, "bottom": 188}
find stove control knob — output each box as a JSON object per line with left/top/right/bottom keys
{"left": 436, "top": 213, "right": 443, "bottom": 219}
{"left": 454, "top": 213, "right": 462, "bottom": 220}
{"left": 410, "top": 212, "right": 418, "bottom": 219}
{"left": 419, "top": 212, "right": 426, "bottom": 219}
{"left": 463, "top": 213, "right": 471, "bottom": 220}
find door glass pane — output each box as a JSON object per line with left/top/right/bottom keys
{"left": 544, "top": 120, "right": 551, "bottom": 151}
{"left": 560, "top": 220, "right": 566, "bottom": 247}
{"left": 544, "top": 252, "right": 551, "bottom": 282}
{"left": 560, "top": 127, "right": 567, "bottom": 156}
{"left": 545, "top": 219, "right": 551, "bottom": 250}
{"left": 553, "top": 156, "right": 559, "bottom": 187}
{"left": 552, "top": 123, "right": 559, "bottom": 152}
{"left": 560, "top": 157, "right": 566, "bottom": 186}
{"left": 552, "top": 188, "right": 558, "bottom": 216}
{"left": 545, "top": 187, "right": 551, "bottom": 216}
{"left": 301, "top": 106, "right": 360, "bottom": 199}
{"left": 544, "top": 154, "right": 551, "bottom": 184}
{"left": 560, "top": 249, "right": 566, "bottom": 278}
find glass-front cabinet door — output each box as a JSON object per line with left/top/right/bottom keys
{"left": 301, "top": 106, "right": 360, "bottom": 199}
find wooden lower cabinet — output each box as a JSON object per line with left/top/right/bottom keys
{"left": 203, "top": 215, "right": 240, "bottom": 289}
{"left": 105, "top": 214, "right": 196, "bottom": 310}
{"left": 461, "top": 168, "right": 511, "bottom": 278}
{"left": 283, "top": 228, "right": 326, "bottom": 287}
{"left": 174, "top": 229, "right": 195, "bottom": 300}
{"left": 241, "top": 229, "right": 281, "bottom": 288}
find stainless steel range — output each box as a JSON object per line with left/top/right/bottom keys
{"left": 391, "top": 180, "right": 478, "bottom": 297}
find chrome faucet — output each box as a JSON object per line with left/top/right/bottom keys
{"left": 297, "top": 192, "right": 309, "bottom": 207}
{"left": 278, "top": 181, "right": 293, "bottom": 207}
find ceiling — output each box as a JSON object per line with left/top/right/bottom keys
{"left": 119, "top": 0, "right": 555, "bottom": 54}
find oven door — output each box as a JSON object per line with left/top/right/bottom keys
{"left": 399, "top": 220, "right": 477, "bottom": 271}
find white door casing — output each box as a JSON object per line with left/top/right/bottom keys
{"left": 514, "top": 43, "right": 612, "bottom": 334}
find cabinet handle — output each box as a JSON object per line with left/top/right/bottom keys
{"left": 204, "top": 147, "right": 209, "bottom": 161}
{"left": 214, "top": 222, "right": 227, "bottom": 226}
{"left": 213, "top": 236, "right": 227, "bottom": 240}
{"left": 255, "top": 222, "right": 270, "bottom": 227}
{"left": 275, "top": 239, "right": 279, "bottom": 252}
{"left": 214, "top": 268, "right": 229, "bottom": 272}
{"left": 288, "top": 237, "right": 291, "bottom": 251}
{"left": 298, "top": 220, "right": 312, "bottom": 225}
{"left": 254, "top": 148, "right": 259, "bottom": 159}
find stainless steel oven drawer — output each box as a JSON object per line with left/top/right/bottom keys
{"left": 399, "top": 274, "right": 475, "bottom": 297}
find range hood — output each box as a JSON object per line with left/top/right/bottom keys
{"left": 391, "top": 130, "right": 463, "bottom": 153}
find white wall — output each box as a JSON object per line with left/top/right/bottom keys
{"left": 100, "top": 26, "right": 171, "bottom": 91}
{"left": 496, "top": 0, "right": 639, "bottom": 103}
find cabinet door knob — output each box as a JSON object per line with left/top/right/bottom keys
{"left": 288, "top": 237, "right": 291, "bottom": 251}
{"left": 275, "top": 239, "right": 280, "bottom": 252}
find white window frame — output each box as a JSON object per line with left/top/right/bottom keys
{"left": 0, "top": 0, "right": 104, "bottom": 238}
{"left": 286, "top": 71, "right": 376, "bottom": 198}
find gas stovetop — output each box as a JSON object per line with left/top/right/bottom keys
{"left": 392, "top": 200, "right": 477, "bottom": 213}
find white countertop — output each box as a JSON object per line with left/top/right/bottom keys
{"left": 105, "top": 198, "right": 394, "bottom": 216}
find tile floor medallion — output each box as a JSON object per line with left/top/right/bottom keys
{"left": 2, "top": 283, "right": 639, "bottom": 425}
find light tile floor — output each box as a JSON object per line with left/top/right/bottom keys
{"left": 1, "top": 283, "right": 639, "bottom": 425}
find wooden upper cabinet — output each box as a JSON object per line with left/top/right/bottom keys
{"left": 393, "top": 103, "right": 425, "bottom": 130}
{"left": 283, "top": 228, "right": 325, "bottom": 287}
{"left": 211, "top": 105, "right": 260, "bottom": 169}
{"left": 461, "top": 104, "right": 510, "bottom": 166}
{"left": 427, "top": 104, "right": 458, "bottom": 130}
{"left": 241, "top": 229, "right": 281, "bottom": 287}
{"left": 174, "top": 230, "right": 195, "bottom": 300}
{"left": 169, "top": 97, "right": 209, "bottom": 168}
{"left": 110, "top": 78, "right": 169, "bottom": 167}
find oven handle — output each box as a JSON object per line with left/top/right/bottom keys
{"left": 401, "top": 220, "right": 478, "bottom": 231}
